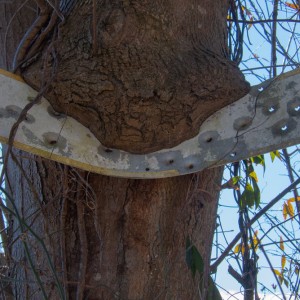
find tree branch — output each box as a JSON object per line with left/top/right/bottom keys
{"left": 228, "top": 265, "right": 244, "bottom": 286}
{"left": 227, "top": 18, "right": 300, "bottom": 24}
{"left": 210, "top": 177, "right": 300, "bottom": 273}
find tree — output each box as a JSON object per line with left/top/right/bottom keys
{"left": 0, "top": 0, "right": 296, "bottom": 299}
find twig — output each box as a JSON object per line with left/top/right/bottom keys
{"left": 0, "top": 202, "right": 9, "bottom": 261}
{"left": 12, "top": 1, "right": 51, "bottom": 72}
{"left": 0, "top": 82, "right": 49, "bottom": 185}
{"left": 282, "top": 148, "right": 300, "bottom": 224}
{"left": 227, "top": 18, "right": 300, "bottom": 24}
{"left": 76, "top": 188, "right": 88, "bottom": 300}
{"left": 92, "top": 0, "right": 97, "bottom": 55}
{"left": 4, "top": 0, "right": 30, "bottom": 70}
{"left": 228, "top": 265, "right": 244, "bottom": 285}
{"left": 210, "top": 177, "right": 300, "bottom": 273}
{"left": 25, "top": 10, "right": 58, "bottom": 61}
{"left": 60, "top": 165, "right": 69, "bottom": 300}
{"left": 259, "top": 244, "right": 286, "bottom": 300}
{"left": 44, "top": 0, "right": 65, "bottom": 21}
{"left": 271, "top": 0, "right": 279, "bottom": 77}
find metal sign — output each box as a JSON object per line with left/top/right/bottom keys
{"left": 0, "top": 68, "right": 299, "bottom": 178}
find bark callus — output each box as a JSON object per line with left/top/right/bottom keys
{"left": 23, "top": 0, "right": 250, "bottom": 154}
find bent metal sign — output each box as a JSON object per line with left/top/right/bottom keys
{"left": 0, "top": 68, "right": 299, "bottom": 178}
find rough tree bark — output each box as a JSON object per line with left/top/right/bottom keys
{"left": 0, "top": 1, "right": 249, "bottom": 299}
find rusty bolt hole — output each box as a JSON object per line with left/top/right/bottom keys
{"left": 24, "top": 114, "right": 35, "bottom": 123}
{"left": 239, "top": 123, "right": 248, "bottom": 130}
{"left": 188, "top": 164, "right": 194, "bottom": 169}
{"left": 49, "top": 140, "right": 58, "bottom": 145}
{"left": 145, "top": 167, "right": 150, "bottom": 171}
{"left": 206, "top": 137, "right": 213, "bottom": 143}
{"left": 43, "top": 132, "right": 60, "bottom": 147}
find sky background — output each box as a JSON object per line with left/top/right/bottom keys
{"left": 215, "top": 151, "right": 299, "bottom": 299}
{"left": 213, "top": 1, "right": 300, "bottom": 298}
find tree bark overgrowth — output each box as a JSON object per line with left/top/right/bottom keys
{"left": 21, "top": 0, "right": 249, "bottom": 154}
{"left": 1, "top": 1, "right": 249, "bottom": 299}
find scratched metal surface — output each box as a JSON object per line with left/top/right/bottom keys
{"left": 0, "top": 68, "right": 299, "bottom": 178}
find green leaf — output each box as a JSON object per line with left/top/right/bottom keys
{"left": 250, "top": 155, "right": 265, "bottom": 173}
{"left": 251, "top": 178, "right": 261, "bottom": 208}
{"left": 207, "top": 276, "right": 222, "bottom": 300}
{"left": 270, "top": 150, "right": 281, "bottom": 162}
{"left": 186, "top": 237, "right": 193, "bottom": 269}
{"left": 240, "top": 183, "right": 255, "bottom": 208}
{"left": 185, "top": 238, "right": 204, "bottom": 278}
{"left": 232, "top": 176, "right": 241, "bottom": 185}
{"left": 283, "top": 278, "right": 289, "bottom": 288}
{"left": 249, "top": 171, "right": 258, "bottom": 182}
{"left": 191, "top": 245, "right": 204, "bottom": 274}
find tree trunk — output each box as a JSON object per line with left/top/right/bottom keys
{"left": 20, "top": 0, "right": 249, "bottom": 154}
{"left": 4, "top": 148, "right": 223, "bottom": 299}
{"left": 0, "top": 1, "right": 248, "bottom": 299}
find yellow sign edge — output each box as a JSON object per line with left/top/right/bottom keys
{"left": 0, "top": 137, "right": 179, "bottom": 178}
{"left": 0, "top": 69, "right": 24, "bottom": 83}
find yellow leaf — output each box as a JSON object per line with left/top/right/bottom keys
{"left": 249, "top": 171, "right": 258, "bottom": 182}
{"left": 234, "top": 243, "right": 246, "bottom": 256}
{"left": 253, "top": 231, "right": 259, "bottom": 251}
{"left": 281, "top": 255, "right": 286, "bottom": 269}
{"left": 283, "top": 203, "right": 288, "bottom": 220}
{"left": 270, "top": 150, "right": 281, "bottom": 162}
{"left": 221, "top": 177, "right": 240, "bottom": 190}
{"left": 280, "top": 237, "right": 284, "bottom": 251}
{"left": 295, "top": 267, "right": 299, "bottom": 275}
{"left": 274, "top": 269, "right": 282, "bottom": 277}
{"left": 241, "top": 244, "right": 245, "bottom": 256}
{"left": 248, "top": 16, "right": 254, "bottom": 29}
{"left": 287, "top": 196, "right": 300, "bottom": 204}
{"left": 287, "top": 201, "right": 295, "bottom": 218}
{"left": 285, "top": 2, "right": 300, "bottom": 10}
{"left": 234, "top": 243, "right": 241, "bottom": 254}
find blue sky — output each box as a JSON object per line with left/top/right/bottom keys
{"left": 213, "top": 1, "right": 300, "bottom": 298}
{"left": 215, "top": 151, "right": 299, "bottom": 299}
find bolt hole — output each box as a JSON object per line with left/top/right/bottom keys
{"left": 206, "top": 137, "right": 213, "bottom": 143}
{"left": 258, "top": 87, "right": 264, "bottom": 92}
{"left": 105, "top": 149, "right": 113, "bottom": 153}
{"left": 281, "top": 124, "right": 288, "bottom": 132}
{"left": 169, "top": 159, "right": 174, "bottom": 164}
{"left": 239, "top": 123, "right": 248, "bottom": 129}
{"left": 268, "top": 106, "right": 276, "bottom": 113}
{"left": 49, "top": 140, "right": 57, "bottom": 145}
{"left": 188, "top": 164, "right": 194, "bottom": 169}
{"left": 230, "top": 152, "right": 236, "bottom": 158}
{"left": 294, "top": 106, "right": 300, "bottom": 112}
{"left": 145, "top": 167, "right": 150, "bottom": 171}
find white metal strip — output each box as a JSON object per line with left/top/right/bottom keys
{"left": 0, "top": 68, "right": 299, "bottom": 178}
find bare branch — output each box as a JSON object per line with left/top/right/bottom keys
{"left": 211, "top": 177, "right": 300, "bottom": 273}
